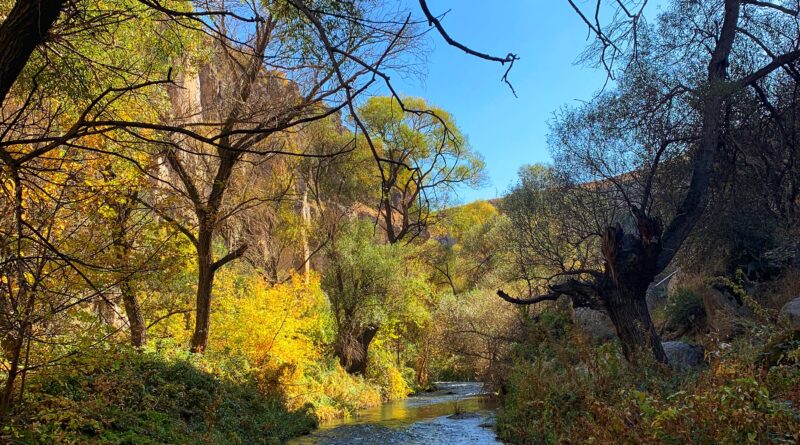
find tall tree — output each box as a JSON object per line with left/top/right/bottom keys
{"left": 499, "top": 0, "right": 800, "bottom": 363}
{"left": 143, "top": 2, "right": 414, "bottom": 353}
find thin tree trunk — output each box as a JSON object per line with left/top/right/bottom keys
{"left": 0, "top": 172, "right": 29, "bottom": 413}
{"left": 191, "top": 228, "right": 215, "bottom": 353}
{"left": 300, "top": 175, "right": 311, "bottom": 284}
{"left": 121, "top": 280, "right": 146, "bottom": 347}
{"left": 0, "top": 328, "right": 24, "bottom": 413}
{"left": 112, "top": 195, "right": 147, "bottom": 347}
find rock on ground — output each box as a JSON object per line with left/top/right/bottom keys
{"left": 662, "top": 341, "right": 705, "bottom": 370}
{"left": 779, "top": 297, "right": 800, "bottom": 330}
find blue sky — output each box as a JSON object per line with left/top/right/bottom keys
{"left": 385, "top": 0, "right": 663, "bottom": 203}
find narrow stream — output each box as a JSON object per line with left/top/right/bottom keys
{"left": 289, "top": 382, "right": 502, "bottom": 445}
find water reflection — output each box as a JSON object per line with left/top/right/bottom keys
{"left": 289, "top": 382, "right": 501, "bottom": 445}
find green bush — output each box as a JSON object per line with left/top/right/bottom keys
{"left": 664, "top": 288, "right": 707, "bottom": 336}
{"left": 5, "top": 345, "right": 316, "bottom": 444}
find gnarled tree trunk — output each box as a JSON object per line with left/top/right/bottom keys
{"left": 600, "top": 222, "right": 667, "bottom": 362}
{"left": 335, "top": 324, "right": 379, "bottom": 375}
{"left": 604, "top": 288, "right": 665, "bottom": 362}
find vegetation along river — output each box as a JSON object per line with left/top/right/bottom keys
{"left": 289, "top": 382, "right": 501, "bottom": 445}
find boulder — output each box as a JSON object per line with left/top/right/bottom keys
{"left": 662, "top": 341, "right": 705, "bottom": 370}
{"left": 744, "top": 241, "right": 799, "bottom": 281}
{"left": 762, "top": 241, "right": 799, "bottom": 271}
{"left": 702, "top": 287, "right": 752, "bottom": 339}
{"left": 572, "top": 308, "right": 616, "bottom": 344}
{"left": 779, "top": 297, "right": 800, "bottom": 330}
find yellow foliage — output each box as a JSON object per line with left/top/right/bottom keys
{"left": 202, "top": 267, "right": 412, "bottom": 421}
{"left": 382, "top": 366, "right": 412, "bottom": 401}
{"left": 211, "top": 271, "right": 327, "bottom": 404}
{"left": 303, "top": 365, "right": 383, "bottom": 422}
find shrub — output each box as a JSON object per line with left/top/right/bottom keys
{"left": 5, "top": 346, "right": 315, "bottom": 445}
{"left": 664, "top": 288, "right": 707, "bottom": 337}
{"left": 301, "top": 364, "right": 382, "bottom": 422}
{"left": 496, "top": 309, "right": 800, "bottom": 445}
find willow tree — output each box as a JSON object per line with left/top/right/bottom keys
{"left": 322, "top": 221, "right": 425, "bottom": 375}
{"left": 358, "top": 96, "right": 485, "bottom": 244}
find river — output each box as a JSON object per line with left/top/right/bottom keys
{"left": 288, "top": 382, "right": 502, "bottom": 445}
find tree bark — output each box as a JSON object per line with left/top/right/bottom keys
{"left": 299, "top": 175, "right": 311, "bottom": 284}
{"left": 599, "top": 222, "right": 668, "bottom": 363}
{"left": 112, "top": 198, "right": 147, "bottom": 347}
{"left": 657, "top": 0, "right": 740, "bottom": 271}
{"left": 604, "top": 286, "right": 666, "bottom": 362}
{"left": 336, "top": 325, "right": 379, "bottom": 375}
{"left": 0, "top": 0, "right": 65, "bottom": 106}
{"left": 0, "top": 327, "right": 24, "bottom": 413}
{"left": 121, "top": 281, "right": 146, "bottom": 348}
{"left": 190, "top": 228, "right": 215, "bottom": 353}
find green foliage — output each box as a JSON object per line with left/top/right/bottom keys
{"left": 664, "top": 288, "right": 707, "bottom": 335}
{"left": 6, "top": 346, "right": 315, "bottom": 445}
{"left": 423, "top": 201, "right": 510, "bottom": 294}
{"left": 322, "top": 221, "right": 409, "bottom": 330}
{"left": 357, "top": 95, "right": 486, "bottom": 219}
{"left": 366, "top": 344, "right": 414, "bottom": 401}
{"left": 300, "top": 363, "right": 383, "bottom": 422}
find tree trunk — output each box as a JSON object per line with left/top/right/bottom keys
{"left": 0, "top": 171, "right": 31, "bottom": 413}
{"left": 336, "top": 325, "right": 379, "bottom": 375}
{"left": 299, "top": 175, "right": 311, "bottom": 284}
{"left": 121, "top": 281, "right": 146, "bottom": 348}
{"left": 112, "top": 197, "right": 147, "bottom": 347}
{"left": 601, "top": 223, "right": 667, "bottom": 363}
{"left": 604, "top": 285, "right": 666, "bottom": 363}
{"left": 656, "top": 0, "right": 739, "bottom": 272}
{"left": 0, "top": 328, "right": 24, "bottom": 413}
{"left": 415, "top": 337, "right": 431, "bottom": 387}
{"left": 0, "top": 0, "right": 65, "bottom": 106}
{"left": 191, "top": 229, "right": 215, "bottom": 353}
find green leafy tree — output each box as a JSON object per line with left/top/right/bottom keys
{"left": 359, "top": 96, "right": 485, "bottom": 244}
{"left": 322, "top": 221, "right": 415, "bottom": 374}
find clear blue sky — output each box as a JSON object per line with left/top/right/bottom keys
{"left": 384, "top": 0, "right": 663, "bottom": 203}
